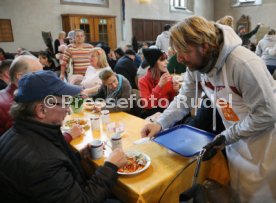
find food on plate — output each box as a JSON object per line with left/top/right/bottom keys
{"left": 64, "top": 119, "right": 90, "bottom": 131}
{"left": 118, "top": 154, "right": 147, "bottom": 173}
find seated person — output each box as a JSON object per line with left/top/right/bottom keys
{"left": 0, "top": 47, "right": 14, "bottom": 62}
{"left": 0, "top": 56, "right": 83, "bottom": 141}
{"left": 81, "top": 47, "right": 112, "bottom": 95}
{"left": 114, "top": 47, "right": 125, "bottom": 60}
{"left": 0, "top": 55, "right": 43, "bottom": 136}
{"left": 91, "top": 69, "right": 133, "bottom": 113}
{"left": 114, "top": 49, "right": 138, "bottom": 89}
{"left": 138, "top": 48, "right": 180, "bottom": 118}
{"left": 38, "top": 51, "right": 60, "bottom": 74}
{"left": 0, "top": 59, "right": 12, "bottom": 90}
{"left": 0, "top": 70, "right": 127, "bottom": 202}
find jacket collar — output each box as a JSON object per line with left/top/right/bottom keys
{"left": 14, "top": 118, "right": 63, "bottom": 144}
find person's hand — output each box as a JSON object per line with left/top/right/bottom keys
{"left": 106, "top": 148, "right": 127, "bottom": 168}
{"left": 79, "top": 144, "right": 91, "bottom": 159}
{"left": 204, "top": 134, "right": 226, "bottom": 151}
{"left": 172, "top": 81, "right": 180, "bottom": 92}
{"left": 68, "top": 124, "right": 83, "bottom": 139}
{"left": 158, "top": 72, "right": 172, "bottom": 87}
{"left": 257, "top": 22, "right": 262, "bottom": 26}
{"left": 92, "top": 105, "right": 101, "bottom": 113}
{"left": 202, "top": 135, "right": 226, "bottom": 161}
{"left": 109, "top": 51, "right": 116, "bottom": 60}
{"left": 60, "top": 73, "right": 65, "bottom": 81}
{"left": 141, "top": 123, "right": 162, "bottom": 138}
{"left": 80, "top": 89, "right": 89, "bottom": 97}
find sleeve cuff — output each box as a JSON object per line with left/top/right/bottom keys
{"left": 63, "top": 132, "right": 72, "bottom": 143}
{"left": 104, "top": 161, "right": 119, "bottom": 172}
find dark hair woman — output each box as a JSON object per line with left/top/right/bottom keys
{"left": 138, "top": 48, "right": 180, "bottom": 118}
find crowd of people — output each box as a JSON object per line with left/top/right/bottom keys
{"left": 0, "top": 14, "right": 275, "bottom": 202}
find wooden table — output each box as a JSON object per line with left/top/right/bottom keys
{"left": 69, "top": 111, "right": 229, "bottom": 203}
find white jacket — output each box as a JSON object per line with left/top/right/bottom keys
{"left": 157, "top": 24, "right": 276, "bottom": 202}
{"left": 81, "top": 66, "right": 111, "bottom": 88}
{"left": 255, "top": 34, "right": 276, "bottom": 66}
{"left": 155, "top": 31, "right": 170, "bottom": 53}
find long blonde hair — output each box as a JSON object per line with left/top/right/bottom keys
{"left": 169, "top": 16, "right": 218, "bottom": 54}
{"left": 91, "top": 47, "right": 109, "bottom": 69}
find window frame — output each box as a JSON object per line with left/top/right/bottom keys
{"left": 232, "top": 0, "right": 262, "bottom": 7}
{"left": 170, "top": 0, "right": 193, "bottom": 14}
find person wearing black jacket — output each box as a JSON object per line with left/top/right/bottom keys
{"left": 238, "top": 23, "right": 261, "bottom": 47}
{"left": 114, "top": 49, "right": 138, "bottom": 89}
{"left": 0, "top": 70, "right": 127, "bottom": 203}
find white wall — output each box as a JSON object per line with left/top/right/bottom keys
{"left": 195, "top": 0, "right": 214, "bottom": 20}
{"left": 214, "top": 0, "right": 276, "bottom": 31}
{"left": 0, "top": 0, "right": 213, "bottom": 52}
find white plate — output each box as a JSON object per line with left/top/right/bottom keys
{"left": 118, "top": 151, "right": 151, "bottom": 175}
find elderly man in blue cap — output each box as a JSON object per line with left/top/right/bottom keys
{"left": 0, "top": 70, "right": 127, "bottom": 203}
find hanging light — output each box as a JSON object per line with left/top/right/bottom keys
{"left": 139, "top": 0, "right": 150, "bottom": 3}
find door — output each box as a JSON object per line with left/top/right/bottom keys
{"left": 78, "top": 16, "right": 95, "bottom": 43}
{"left": 61, "top": 15, "right": 116, "bottom": 49}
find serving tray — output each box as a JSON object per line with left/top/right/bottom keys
{"left": 153, "top": 125, "right": 214, "bottom": 157}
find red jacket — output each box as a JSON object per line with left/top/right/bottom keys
{"left": 138, "top": 69, "right": 177, "bottom": 109}
{"left": 0, "top": 83, "right": 17, "bottom": 135}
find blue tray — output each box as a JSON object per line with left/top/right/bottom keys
{"left": 153, "top": 125, "right": 215, "bottom": 157}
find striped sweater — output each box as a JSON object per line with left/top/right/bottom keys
{"left": 62, "top": 43, "right": 93, "bottom": 75}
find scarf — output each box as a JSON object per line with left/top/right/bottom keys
{"left": 106, "top": 74, "right": 123, "bottom": 99}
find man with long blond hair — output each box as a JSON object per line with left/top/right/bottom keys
{"left": 141, "top": 16, "right": 276, "bottom": 202}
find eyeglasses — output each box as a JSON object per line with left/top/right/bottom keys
{"left": 47, "top": 102, "right": 70, "bottom": 108}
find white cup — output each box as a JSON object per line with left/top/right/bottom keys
{"left": 111, "top": 133, "right": 122, "bottom": 150}
{"left": 101, "top": 110, "right": 110, "bottom": 124}
{"left": 90, "top": 115, "right": 100, "bottom": 130}
{"left": 90, "top": 140, "right": 103, "bottom": 160}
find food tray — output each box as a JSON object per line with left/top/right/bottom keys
{"left": 153, "top": 125, "right": 214, "bottom": 157}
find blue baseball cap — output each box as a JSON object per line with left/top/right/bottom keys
{"left": 15, "top": 70, "right": 82, "bottom": 103}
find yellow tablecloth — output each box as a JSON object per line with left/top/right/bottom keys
{"left": 69, "top": 111, "right": 229, "bottom": 203}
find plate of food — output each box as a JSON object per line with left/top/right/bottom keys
{"left": 63, "top": 118, "right": 90, "bottom": 131}
{"left": 118, "top": 151, "right": 151, "bottom": 175}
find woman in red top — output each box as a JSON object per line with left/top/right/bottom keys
{"left": 138, "top": 48, "right": 180, "bottom": 118}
